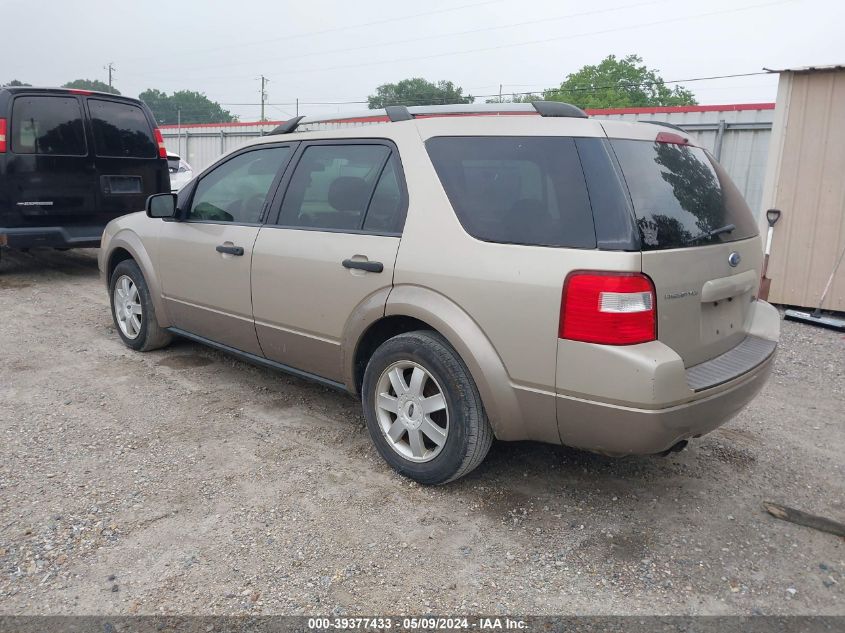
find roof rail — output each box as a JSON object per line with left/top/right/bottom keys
{"left": 642, "top": 120, "right": 688, "bottom": 133}
{"left": 531, "top": 101, "right": 588, "bottom": 119}
{"left": 282, "top": 102, "right": 591, "bottom": 131}
{"left": 269, "top": 116, "right": 304, "bottom": 135}
{"left": 381, "top": 101, "right": 587, "bottom": 121}
{"left": 385, "top": 105, "right": 413, "bottom": 122}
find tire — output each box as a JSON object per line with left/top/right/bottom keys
{"left": 109, "top": 259, "right": 172, "bottom": 352}
{"left": 362, "top": 330, "right": 493, "bottom": 485}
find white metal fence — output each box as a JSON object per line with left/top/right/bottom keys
{"left": 594, "top": 106, "right": 774, "bottom": 215}
{"left": 161, "top": 105, "right": 774, "bottom": 214}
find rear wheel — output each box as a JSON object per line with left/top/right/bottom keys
{"left": 109, "top": 259, "right": 172, "bottom": 352}
{"left": 362, "top": 330, "right": 493, "bottom": 485}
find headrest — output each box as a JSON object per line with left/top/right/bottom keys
{"left": 328, "top": 176, "right": 369, "bottom": 212}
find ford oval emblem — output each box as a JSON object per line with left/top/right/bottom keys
{"left": 728, "top": 251, "right": 741, "bottom": 267}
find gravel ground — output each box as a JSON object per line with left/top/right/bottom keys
{"left": 0, "top": 248, "right": 842, "bottom": 616}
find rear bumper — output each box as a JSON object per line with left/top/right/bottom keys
{"left": 0, "top": 225, "right": 105, "bottom": 249}
{"left": 555, "top": 350, "right": 774, "bottom": 455}
{"left": 553, "top": 299, "right": 780, "bottom": 455}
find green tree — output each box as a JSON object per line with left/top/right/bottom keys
{"left": 543, "top": 54, "right": 697, "bottom": 110}
{"left": 63, "top": 79, "right": 120, "bottom": 95}
{"left": 139, "top": 89, "right": 237, "bottom": 125}
{"left": 368, "top": 78, "right": 472, "bottom": 109}
{"left": 3, "top": 79, "right": 31, "bottom": 87}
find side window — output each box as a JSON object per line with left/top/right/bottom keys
{"left": 363, "top": 158, "right": 405, "bottom": 233}
{"left": 188, "top": 147, "right": 291, "bottom": 224}
{"left": 278, "top": 144, "right": 390, "bottom": 231}
{"left": 11, "top": 96, "right": 86, "bottom": 156}
{"left": 89, "top": 99, "right": 157, "bottom": 158}
{"left": 425, "top": 136, "right": 596, "bottom": 248}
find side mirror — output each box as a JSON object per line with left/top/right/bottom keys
{"left": 146, "top": 193, "right": 178, "bottom": 219}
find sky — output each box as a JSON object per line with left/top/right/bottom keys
{"left": 2, "top": 0, "right": 843, "bottom": 122}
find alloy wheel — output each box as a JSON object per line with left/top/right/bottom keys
{"left": 374, "top": 360, "right": 449, "bottom": 462}
{"left": 113, "top": 275, "right": 142, "bottom": 339}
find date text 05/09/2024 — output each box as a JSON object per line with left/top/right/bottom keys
{"left": 307, "top": 617, "right": 528, "bottom": 630}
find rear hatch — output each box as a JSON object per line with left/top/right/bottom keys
{"left": 86, "top": 97, "right": 170, "bottom": 218}
{"left": 606, "top": 129, "right": 762, "bottom": 367}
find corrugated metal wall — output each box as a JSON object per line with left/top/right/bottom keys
{"left": 161, "top": 122, "right": 280, "bottom": 174}
{"left": 161, "top": 104, "right": 774, "bottom": 214}
{"left": 760, "top": 68, "right": 845, "bottom": 311}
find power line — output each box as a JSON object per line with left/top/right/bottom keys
{"left": 147, "top": 69, "right": 775, "bottom": 123}
{"left": 212, "top": 71, "right": 773, "bottom": 109}
{"left": 263, "top": 0, "right": 794, "bottom": 80}
{"left": 135, "top": 0, "right": 670, "bottom": 80}
{"left": 120, "top": 0, "right": 505, "bottom": 65}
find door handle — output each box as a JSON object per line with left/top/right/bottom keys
{"left": 342, "top": 259, "right": 383, "bottom": 273}
{"left": 216, "top": 244, "right": 244, "bottom": 256}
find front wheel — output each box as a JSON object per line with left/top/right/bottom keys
{"left": 362, "top": 330, "right": 493, "bottom": 485}
{"left": 109, "top": 259, "right": 172, "bottom": 352}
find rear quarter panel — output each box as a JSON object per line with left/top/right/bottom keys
{"left": 389, "top": 120, "right": 642, "bottom": 441}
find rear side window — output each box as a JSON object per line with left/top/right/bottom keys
{"left": 89, "top": 99, "right": 157, "bottom": 158}
{"left": 610, "top": 139, "right": 758, "bottom": 250}
{"left": 363, "top": 158, "right": 405, "bottom": 233}
{"left": 11, "top": 96, "right": 86, "bottom": 155}
{"left": 278, "top": 144, "right": 393, "bottom": 231}
{"left": 425, "top": 136, "right": 596, "bottom": 248}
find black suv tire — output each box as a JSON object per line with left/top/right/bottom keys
{"left": 362, "top": 330, "right": 493, "bottom": 485}
{"left": 109, "top": 259, "right": 172, "bottom": 352}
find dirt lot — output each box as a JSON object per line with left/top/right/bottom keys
{"left": 0, "top": 248, "right": 842, "bottom": 616}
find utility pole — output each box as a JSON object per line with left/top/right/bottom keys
{"left": 105, "top": 63, "right": 116, "bottom": 91}
{"left": 296, "top": 98, "right": 299, "bottom": 117}
{"left": 259, "top": 75, "right": 269, "bottom": 121}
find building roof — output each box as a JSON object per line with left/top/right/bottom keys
{"left": 764, "top": 64, "right": 845, "bottom": 73}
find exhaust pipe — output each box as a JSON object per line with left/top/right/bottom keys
{"left": 659, "top": 439, "right": 688, "bottom": 457}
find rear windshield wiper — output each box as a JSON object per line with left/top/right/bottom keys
{"left": 684, "top": 223, "right": 735, "bottom": 245}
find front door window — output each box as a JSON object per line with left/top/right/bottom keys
{"left": 188, "top": 147, "right": 291, "bottom": 224}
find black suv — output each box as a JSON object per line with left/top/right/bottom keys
{"left": 0, "top": 87, "right": 169, "bottom": 252}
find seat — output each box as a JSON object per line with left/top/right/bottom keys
{"left": 325, "top": 176, "right": 370, "bottom": 229}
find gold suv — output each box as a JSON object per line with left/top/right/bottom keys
{"left": 99, "top": 102, "right": 780, "bottom": 484}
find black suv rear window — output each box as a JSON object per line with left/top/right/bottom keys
{"left": 610, "top": 139, "right": 758, "bottom": 250}
{"left": 425, "top": 137, "right": 596, "bottom": 248}
{"left": 11, "top": 95, "right": 86, "bottom": 156}
{"left": 89, "top": 99, "right": 157, "bottom": 158}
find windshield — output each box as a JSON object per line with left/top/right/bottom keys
{"left": 610, "top": 139, "right": 758, "bottom": 250}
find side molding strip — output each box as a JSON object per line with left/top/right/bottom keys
{"left": 167, "top": 328, "right": 348, "bottom": 392}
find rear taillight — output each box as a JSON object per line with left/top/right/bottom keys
{"left": 560, "top": 272, "right": 656, "bottom": 345}
{"left": 0, "top": 118, "right": 6, "bottom": 153}
{"left": 655, "top": 131, "right": 689, "bottom": 145}
{"left": 153, "top": 128, "right": 167, "bottom": 158}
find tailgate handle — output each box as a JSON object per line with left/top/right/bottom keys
{"left": 700, "top": 270, "right": 757, "bottom": 303}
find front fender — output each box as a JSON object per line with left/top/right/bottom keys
{"left": 383, "top": 285, "right": 524, "bottom": 441}
{"left": 101, "top": 226, "right": 172, "bottom": 328}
